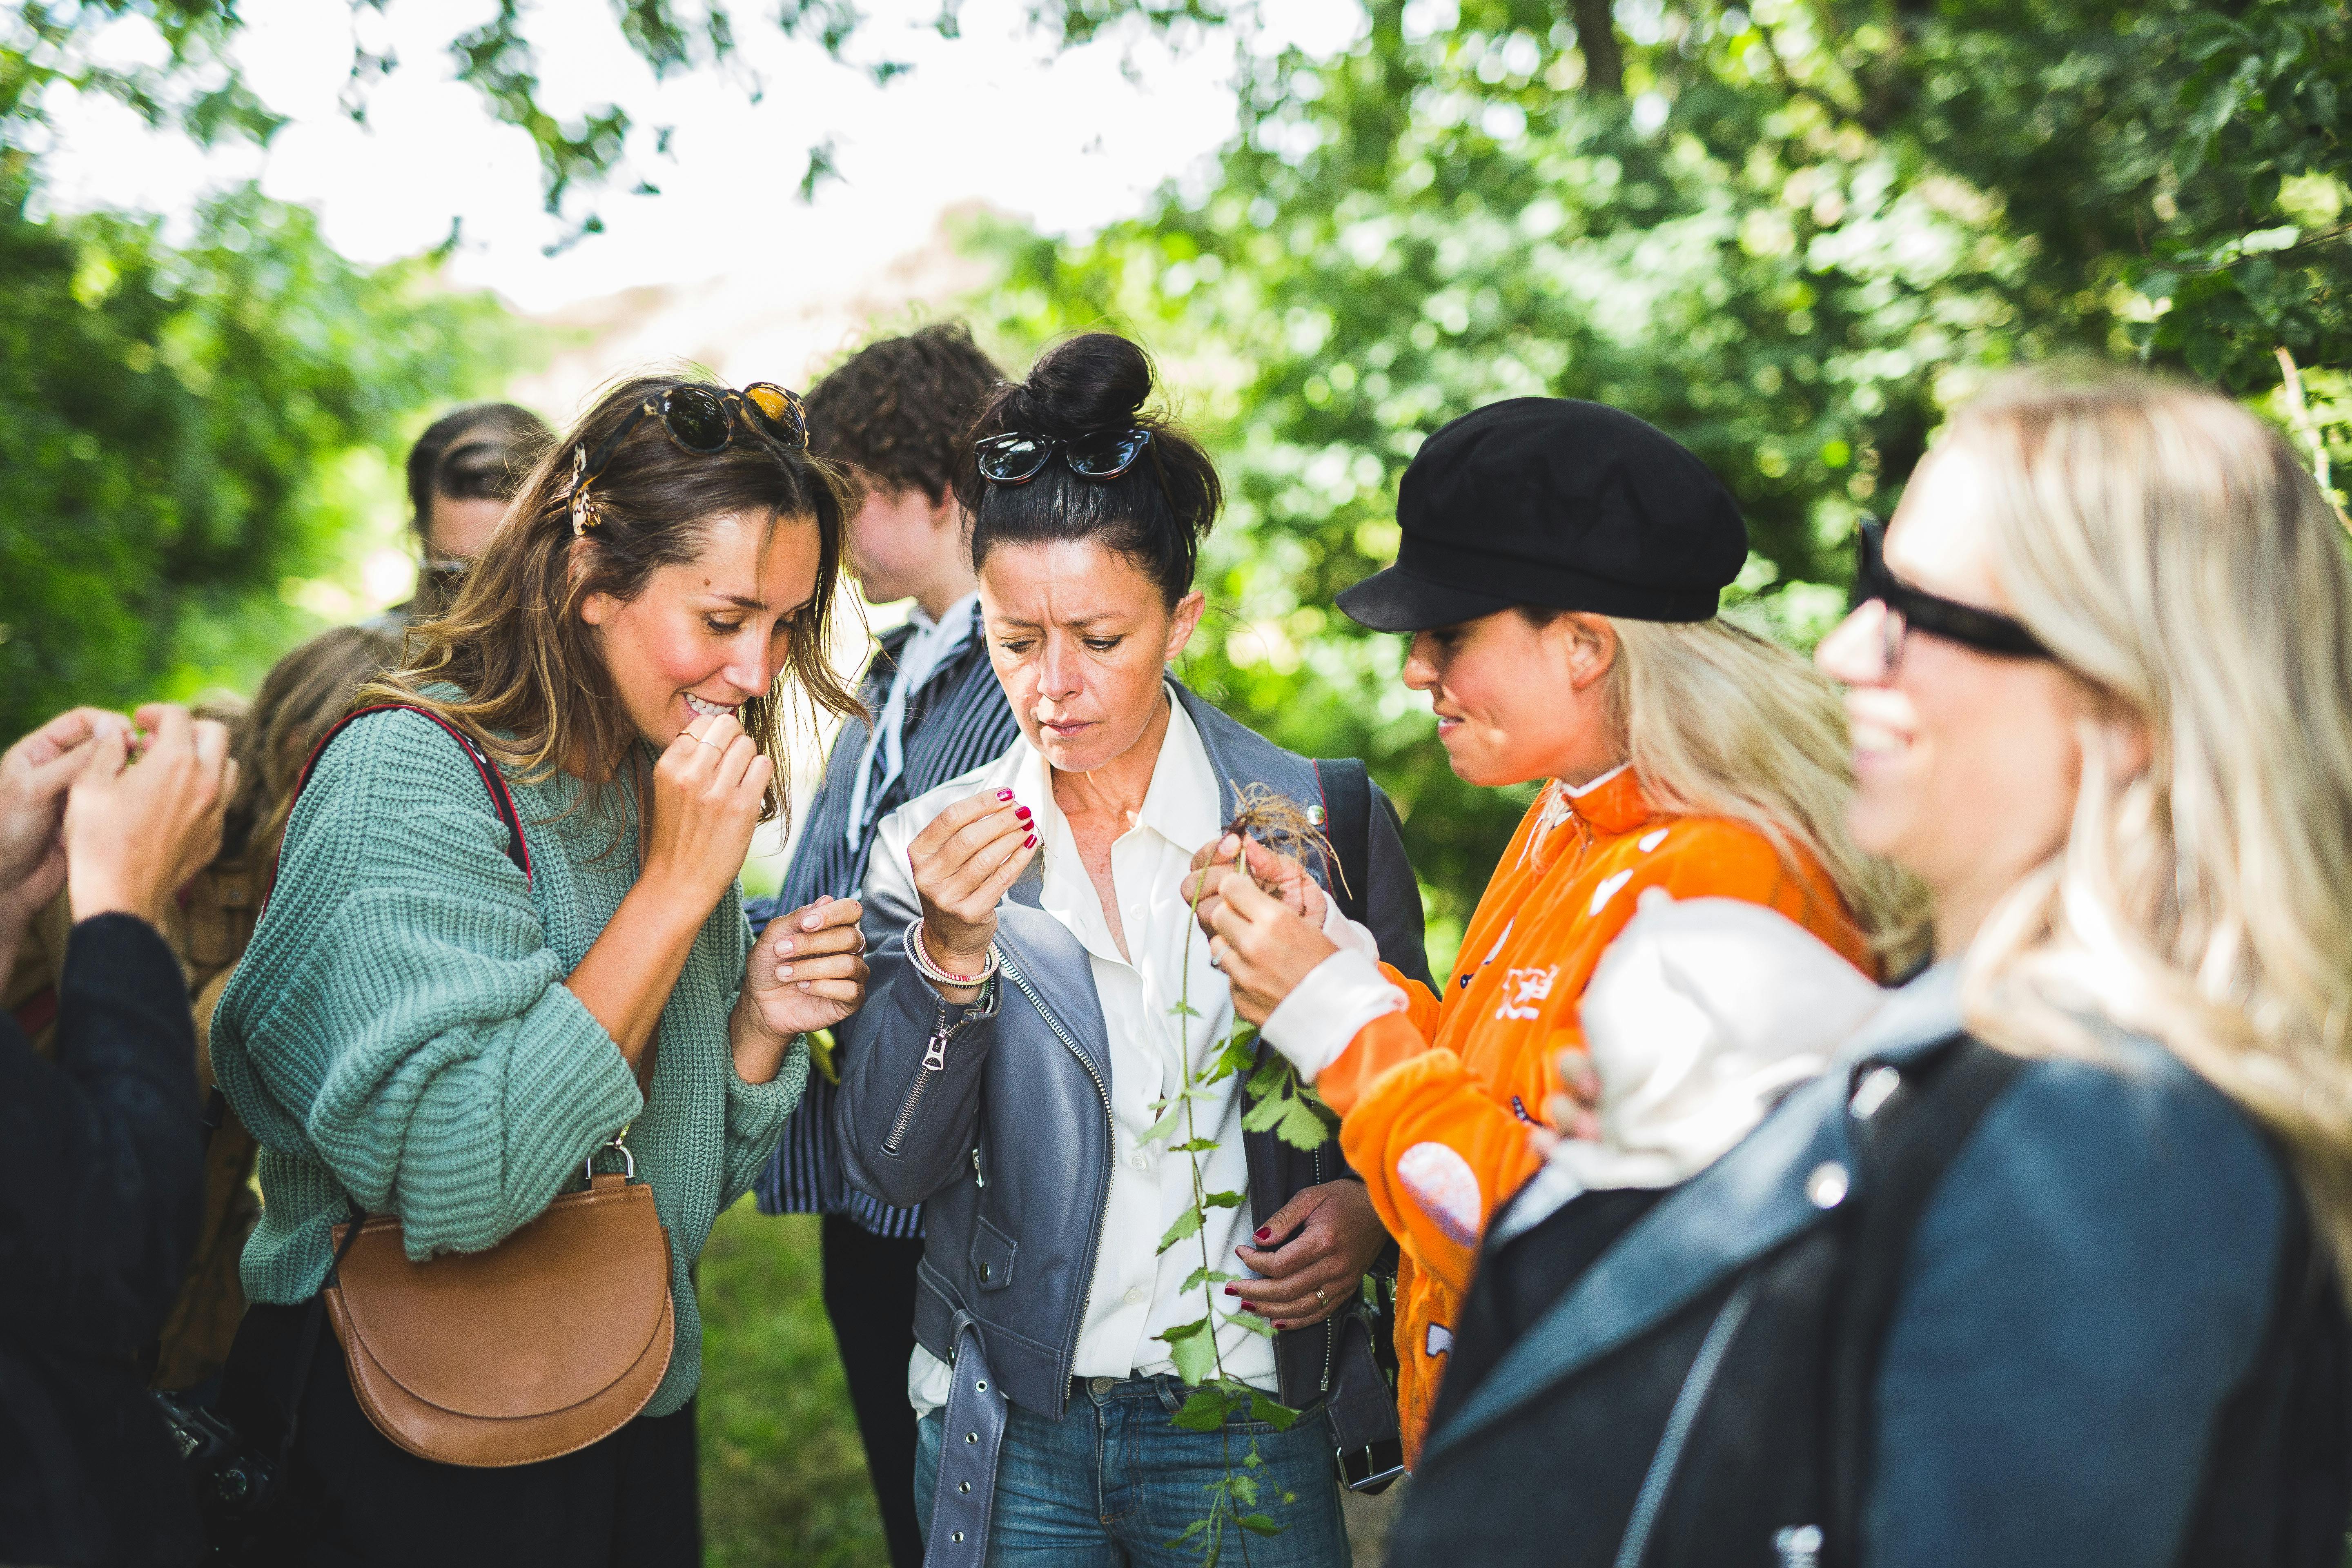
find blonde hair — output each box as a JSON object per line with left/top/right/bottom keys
{"left": 1947, "top": 367, "right": 2352, "bottom": 1289}
{"left": 1605, "top": 615, "right": 1928, "bottom": 967}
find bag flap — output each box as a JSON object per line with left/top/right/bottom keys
{"left": 330, "top": 1175, "right": 672, "bottom": 1419}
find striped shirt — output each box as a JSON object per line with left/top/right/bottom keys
{"left": 750, "top": 599, "right": 1022, "bottom": 1236}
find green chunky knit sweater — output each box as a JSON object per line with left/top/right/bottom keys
{"left": 211, "top": 706, "right": 807, "bottom": 1418}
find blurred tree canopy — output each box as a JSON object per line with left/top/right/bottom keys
{"left": 3, "top": 11, "right": 521, "bottom": 742}
{"left": 0, "top": 182, "right": 518, "bottom": 739}
{"left": 951, "top": 0, "right": 2352, "bottom": 943}
{"left": 8, "top": 0, "right": 2348, "bottom": 945}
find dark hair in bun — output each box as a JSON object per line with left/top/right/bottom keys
{"left": 952, "top": 332, "right": 1221, "bottom": 607}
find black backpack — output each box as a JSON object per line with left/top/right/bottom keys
{"left": 1388, "top": 1036, "right": 2352, "bottom": 1568}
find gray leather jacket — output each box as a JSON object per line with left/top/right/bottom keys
{"left": 835, "top": 683, "right": 1429, "bottom": 1566}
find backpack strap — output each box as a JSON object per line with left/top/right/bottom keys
{"left": 1312, "top": 757, "right": 1372, "bottom": 925}
{"left": 263, "top": 703, "right": 530, "bottom": 916}
{"left": 1823, "top": 1035, "right": 2027, "bottom": 1566}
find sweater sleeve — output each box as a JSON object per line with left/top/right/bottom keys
{"left": 716, "top": 893, "right": 811, "bottom": 1204}
{"left": 0, "top": 914, "right": 205, "bottom": 1350}
{"left": 213, "top": 711, "right": 643, "bottom": 1261}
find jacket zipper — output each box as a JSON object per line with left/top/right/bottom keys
{"left": 1314, "top": 1137, "right": 1336, "bottom": 1397}
{"left": 1612, "top": 1274, "right": 1761, "bottom": 1568}
{"left": 996, "top": 946, "right": 1116, "bottom": 1389}
{"left": 883, "top": 1003, "right": 972, "bottom": 1156}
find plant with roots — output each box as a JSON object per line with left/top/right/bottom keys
{"left": 1149, "top": 785, "right": 1346, "bottom": 1564}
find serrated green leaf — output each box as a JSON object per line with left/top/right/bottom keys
{"left": 1167, "top": 1322, "right": 1218, "bottom": 1384}
{"left": 1238, "top": 1513, "right": 1283, "bottom": 1535}
{"left": 1158, "top": 1207, "right": 1205, "bottom": 1253}
{"left": 1167, "top": 1000, "right": 1202, "bottom": 1018}
{"left": 1142, "top": 1102, "right": 1185, "bottom": 1143}
{"left": 1179, "top": 1266, "right": 1238, "bottom": 1292}
{"left": 1239, "top": 1087, "right": 1287, "bottom": 1134}
{"left": 1226, "top": 1308, "right": 1276, "bottom": 1338}
{"left": 1172, "top": 1388, "right": 1229, "bottom": 1430}
{"left": 1202, "top": 1188, "right": 1246, "bottom": 1209}
{"left": 1274, "top": 1093, "right": 1334, "bottom": 1151}
{"left": 1230, "top": 1472, "right": 1260, "bottom": 1504}
{"left": 1248, "top": 1391, "right": 1303, "bottom": 1430}
{"left": 1169, "top": 1136, "right": 1221, "bottom": 1153}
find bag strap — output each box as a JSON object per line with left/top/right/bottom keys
{"left": 1822, "top": 1035, "right": 2027, "bottom": 1566}
{"left": 1312, "top": 757, "right": 1373, "bottom": 926}
{"left": 263, "top": 703, "right": 530, "bottom": 917}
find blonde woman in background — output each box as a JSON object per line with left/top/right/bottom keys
{"left": 1376, "top": 368, "right": 2352, "bottom": 1568}
{"left": 1188, "top": 397, "right": 1915, "bottom": 1465}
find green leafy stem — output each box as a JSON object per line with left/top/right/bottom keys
{"left": 1143, "top": 860, "right": 1339, "bottom": 1564}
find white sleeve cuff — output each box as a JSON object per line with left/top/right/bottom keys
{"left": 1317, "top": 885, "right": 1381, "bottom": 958}
{"left": 1261, "top": 945, "right": 1407, "bottom": 1082}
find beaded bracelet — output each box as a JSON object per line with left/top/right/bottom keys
{"left": 904, "top": 920, "right": 999, "bottom": 989}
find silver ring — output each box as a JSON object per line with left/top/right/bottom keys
{"left": 695, "top": 735, "right": 724, "bottom": 750}
{"left": 1208, "top": 940, "right": 1227, "bottom": 969}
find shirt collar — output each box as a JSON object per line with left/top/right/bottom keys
{"left": 1023, "top": 686, "right": 1221, "bottom": 961}
{"left": 1557, "top": 763, "right": 1652, "bottom": 836}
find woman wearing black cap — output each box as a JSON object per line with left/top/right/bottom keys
{"left": 1184, "top": 397, "right": 1917, "bottom": 1465}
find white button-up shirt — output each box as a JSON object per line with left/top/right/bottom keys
{"left": 912, "top": 691, "right": 1341, "bottom": 1413}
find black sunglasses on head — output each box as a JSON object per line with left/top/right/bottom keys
{"left": 973, "top": 428, "right": 1153, "bottom": 486}
{"left": 1851, "top": 517, "right": 2051, "bottom": 663}
{"left": 569, "top": 382, "right": 808, "bottom": 532}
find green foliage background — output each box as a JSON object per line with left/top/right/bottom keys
{"left": 0, "top": 180, "right": 523, "bottom": 738}
{"left": 950, "top": 0, "right": 2352, "bottom": 948}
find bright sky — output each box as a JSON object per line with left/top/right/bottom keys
{"left": 38, "top": 0, "right": 1360, "bottom": 314}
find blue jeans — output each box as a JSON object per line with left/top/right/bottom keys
{"left": 914, "top": 1375, "right": 1351, "bottom": 1567}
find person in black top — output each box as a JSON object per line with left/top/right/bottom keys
{"left": 0, "top": 703, "right": 237, "bottom": 1567}
{"left": 746, "top": 324, "right": 1022, "bottom": 1568}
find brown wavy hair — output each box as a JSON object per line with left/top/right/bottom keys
{"left": 362, "top": 372, "right": 863, "bottom": 827}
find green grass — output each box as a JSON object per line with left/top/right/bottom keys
{"left": 698, "top": 1202, "right": 891, "bottom": 1567}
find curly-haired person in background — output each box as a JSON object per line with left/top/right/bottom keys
{"left": 745, "top": 323, "right": 1026, "bottom": 1568}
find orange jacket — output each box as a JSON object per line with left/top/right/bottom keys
{"left": 1316, "top": 768, "right": 1872, "bottom": 1465}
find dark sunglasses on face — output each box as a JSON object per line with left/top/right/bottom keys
{"left": 569, "top": 382, "right": 808, "bottom": 528}
{"left": 1851, "top": 517, "right": 2051, "bottom": 666}
{"left": 972, "top": 427, "right": 1153, "bottom": 486}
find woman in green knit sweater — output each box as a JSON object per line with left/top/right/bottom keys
{"left": 211, "top": 376, "right": 871, "bottom": 1565}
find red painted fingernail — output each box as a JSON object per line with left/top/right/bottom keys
{"left": 1223, "top": 1286, "right": 1238, "bottom": 1296}
{"left": 1272, "top": 1321, "right": 1289, "bottom": 1331}
{"left": 997, "top": 788, "right": 1013, "bottom": 800}
{"left": 1024, "top": 833, "right": 1037, "bottom": 847}
{"left": 1254, "top": 1227, "right": 1272, "bottom": 1242}
{"left": 1015, "top": 805, "right": 1033, "bottom": 819}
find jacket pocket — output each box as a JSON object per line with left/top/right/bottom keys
{"left": 971, "top": 1215, "right": 1018, "bottom": 1292}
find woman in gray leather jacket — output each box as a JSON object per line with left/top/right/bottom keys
{"left": 834, "top": 333, "right": 1430, "bottom": 1567}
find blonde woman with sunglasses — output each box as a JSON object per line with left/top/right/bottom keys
{"left": 1383, "top": 368, "right": 2352, "bottom": 1568}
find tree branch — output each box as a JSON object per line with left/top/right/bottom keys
{"left": 1569, "top": 0, "right": 1624, "bottom": 96}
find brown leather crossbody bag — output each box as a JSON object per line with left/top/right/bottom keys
{"left": 287, "top": 705, "right": 677, "bottom": 1467}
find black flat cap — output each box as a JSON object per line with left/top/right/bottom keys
{"left": 1337, "top": 398, "right": 1748, "bottom": 632}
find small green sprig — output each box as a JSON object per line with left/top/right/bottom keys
{"left": 1144, "top": 826, "right": 1340, "bottom": 1565}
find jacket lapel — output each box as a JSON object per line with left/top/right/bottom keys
{"left": 1429, "top": 1068, "right": 1857, "bottom": 1457}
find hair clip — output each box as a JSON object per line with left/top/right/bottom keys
{"left": 568, "top": 444, "right": 601, "bottom": 537}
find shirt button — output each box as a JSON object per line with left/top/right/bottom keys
{"left": 1129, "top": 1152, "right": 1149, "bottom": 1170}
{"left": 1123, "top": 1285, "right": 1148, "bottom": 1307}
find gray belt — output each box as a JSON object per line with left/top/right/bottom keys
{"left": 922, "top": 1311, "right": 1008, "bottom": 1568}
